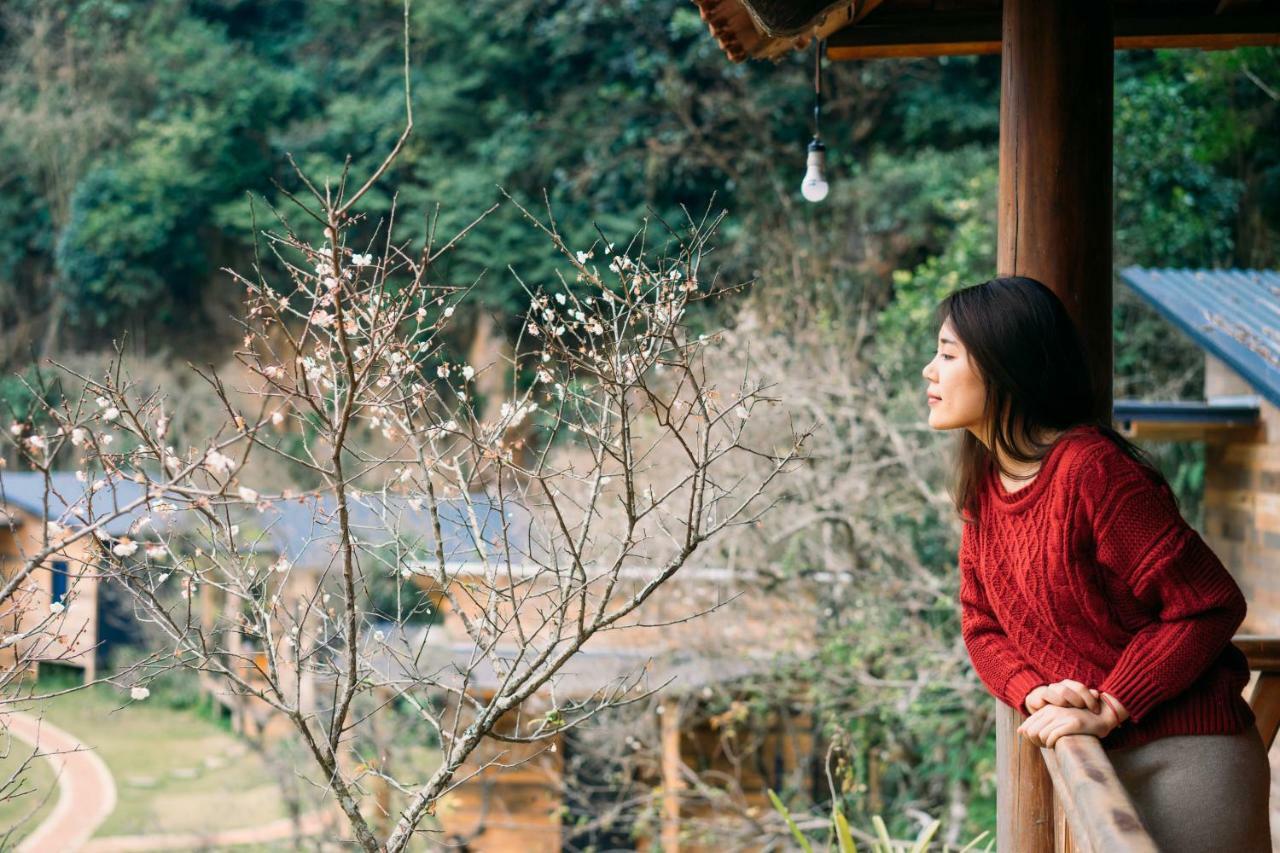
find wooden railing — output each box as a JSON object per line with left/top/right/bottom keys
{"left": 997, "top": 634, "right": 1280, "bottom": 852}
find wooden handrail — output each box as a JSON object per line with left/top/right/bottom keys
{"left": 1000, "top": 633, "right": 1280, "bottom": 851}
{"left": 1233, "top": 633, "right": 1280, "bottom": 750}
{"left": 1038, "top": 736, "right": 1157, "bottom": 852}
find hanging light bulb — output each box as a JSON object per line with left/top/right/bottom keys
{"left": 802, "top": 139, "right": 829, "bottom": 202}
{"left": 800, "top": 38, "right": 829, "bottom": 203}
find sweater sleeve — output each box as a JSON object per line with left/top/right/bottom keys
{"left": 1083, "top": 455, "right": 1247, "bottom": 725}
{"left": 958, "top": 520, "right": 1046, "bottom": 714}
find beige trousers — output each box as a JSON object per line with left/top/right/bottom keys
{"left": 1104, "top": 725, "right": 1272, "bottom": 853}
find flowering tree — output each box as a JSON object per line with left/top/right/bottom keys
{"left": 1, "top": 20, "right": 811, "bottom": 846}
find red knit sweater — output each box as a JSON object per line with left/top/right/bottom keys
{"left": 959, "top": 424, "right": 1255, "bottom": 751}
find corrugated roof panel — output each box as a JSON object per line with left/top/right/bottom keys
{"left": 1118, "top": 267, "right": 1280, "bottom": 410}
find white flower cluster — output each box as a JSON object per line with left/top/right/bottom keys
{"left": 205, "top": 449, "right": 236, "bottom": 477}
{"left": 498, "top": 401, "right": 537, "bottom": 429}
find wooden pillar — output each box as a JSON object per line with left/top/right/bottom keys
{"left": 996, "top": 3, "right": 1113, "bottom": 851}
{"left": 660, "top": 696, "right": 683, "bottom": 852}
{"left": 996, "top": 703, "right": 1057, "bottom": 852}
{"left": 998, "top": 0, "right": 1115, "bottom": 423}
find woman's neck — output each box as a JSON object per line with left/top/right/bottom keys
{"left": 986, "top": 424, "right": 1068, "bottom": 478}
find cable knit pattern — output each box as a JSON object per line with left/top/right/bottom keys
{"left": 959, "top": 424, "right": 1255, "bottom": 751}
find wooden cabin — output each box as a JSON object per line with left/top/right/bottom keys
{"left": 1116, "top": 268, "right": 1280, "bottom": 634}
{"left": 687, "top": 2, "right": 1280, "bottom": 851}
{"left": 405, "top": 561, "right": 824, "bottom": 852}
{"left": 0, "top": 494, "right": 99, "bottom": 683}
{"left": 0, "top": 471, "right": 148, "bottom": 684}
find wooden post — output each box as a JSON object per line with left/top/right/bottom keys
{"left": 996, "top": 703, "right": 1058, "bottom": 852}
{"left": 996, "top": 2, "right": 1114, "bottom": 851}
{"left": 998, "top": 0, "right": 1115, "bottom": 423}
{"left": 660, "top": 696, "right": 683, "bottom": 853}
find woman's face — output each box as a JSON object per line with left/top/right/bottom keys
{"left": 922, "top": 317, "right": 987, "bottom": 435}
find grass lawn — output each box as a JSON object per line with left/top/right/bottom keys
{"left": 6, "top": 674, "right": 446, "bottom": 848}
{"left": 8, "top": 680, "right": 305, "bottom": 841}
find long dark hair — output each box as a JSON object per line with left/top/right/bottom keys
{"left": 937, "top": 276, "right": 1171, "bottom": 523}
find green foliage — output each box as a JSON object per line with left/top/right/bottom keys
{"left": 766, "top": 786, "right": 986, "bottom": 853}
{"left": 0, "top": 364, "right": 63, "bottom": 424}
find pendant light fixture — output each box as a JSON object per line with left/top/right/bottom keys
{"left": 801, "top": 38, "right": 829, "bottom": 203}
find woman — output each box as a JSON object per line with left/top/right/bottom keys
{"left": 922, "top": 275, "right": 1271, "bottom": 852}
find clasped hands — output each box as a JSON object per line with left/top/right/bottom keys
{"left": 1016, "top": 679, "right": 1129, "bottom": 749}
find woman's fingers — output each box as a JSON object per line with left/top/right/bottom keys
{"left": 1018, "top": 708, "right": 1054, "bottom": 743}
{"left": 1045, "top": 685, "right": 1084, "bottom": 708}
{"left": 1045, "top": 680, "right": 1101, "bottom": 713}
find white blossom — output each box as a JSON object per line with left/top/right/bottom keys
{"left": 50, "top": 601, "right": 65, "bottom": 615}
{"left": 461, "top": 365, "right": 475, "bottom": 381}
{"left": 237, "top": 486, "right": 259, "bottom": 503}
{"left": 96, "top": 396, "right": 110, "bottom": 408}
{"left": 130, "top": 685, "right": 150, "bottom": 701}
{"left": 145, "top": 545, "right": 167, "bottom": 560}
{"left": 555, "top": 293, "right": 566, "bottom": 305}
{"left": 443, "top": 305, "right": 455, "bottom": 318}
{"left": 205, "top": 449, "right": 236, "bottom": 477}
{"left": 113, "top": 540, "right": 139, "bottom": 558}
{"left": 102, "top": 407, "right": 120, "bottom": 422}
{"left": 71, "top": 427, "right": 88, "bottom": 447}
{"left": 351, "top": 252, "right": 374, "bottom": 267}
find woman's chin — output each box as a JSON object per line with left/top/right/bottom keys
{"left": 928, "top": 409, "right": 958, "bottom": 431}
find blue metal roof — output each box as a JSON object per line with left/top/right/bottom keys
{"left": 0, "top": 471, "right": 151, "bottom": 537}
{"left": 0, "top": 471, "right": 527, "bottom": 567}
{"left": 1119, "top": 267, "right": 1280, "bottom": 410}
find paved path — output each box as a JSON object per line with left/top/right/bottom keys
{"left": 82, "top": 809, "right": 335, "bottom": 852}
{"left": 4, "top": 711, "right": 117, "bottom": 853}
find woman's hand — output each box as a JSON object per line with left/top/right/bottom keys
{"left": 1017, "top": 703, "right": 1118, "bottom": 748}
{"left": 1024, "top": 679, "right": 1102, "bottom": 714}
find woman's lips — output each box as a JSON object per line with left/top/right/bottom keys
{"left": 927, "top": 394, "right": 942, "bottom": 405}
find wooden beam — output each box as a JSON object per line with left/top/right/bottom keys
{"left": 661, "top": 696, "right": 683, "bottom": 853}
{"left": 826, "top": 11, "right": 1280, "bottom": 60}
{"left": 1115, "top": 419, "right": 1264, "bottom": 443}
{"left": 998, "top": 0, "right": 1114, "bottom": 423}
